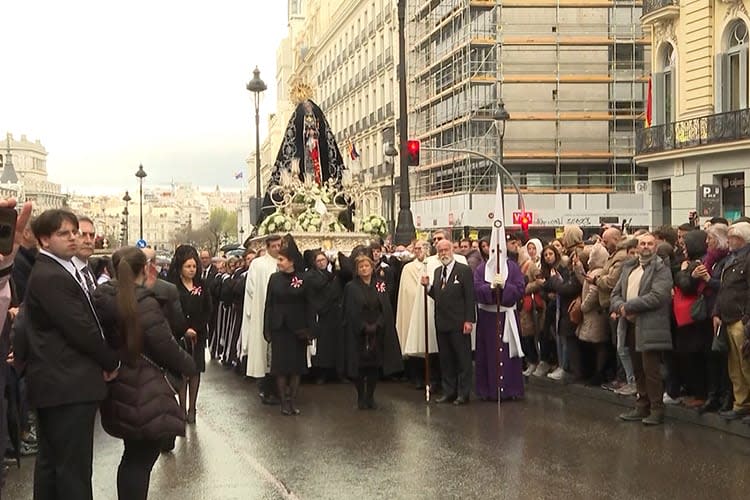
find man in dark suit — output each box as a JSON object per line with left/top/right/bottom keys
{"left": 14, "top": 209, "right": 119, "bottom": 500}
{"left": 72, "top": 216, "right": 98, "bottom": 293}
{"left": 422, "top": 239, "right": 476, "bottom": 405}
{"left": 200, "top": 249, "right": 219, "bottom": 345}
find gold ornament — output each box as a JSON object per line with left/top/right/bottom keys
{"left": 289, "top": 79, "right": 314, "bottom": 104}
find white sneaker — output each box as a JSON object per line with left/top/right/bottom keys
{"left": 547, "top": 367, "right": 565, "bottom": 380}
{"left": 523, "top": 363, "right": 538, "bottom": 377}
{"left": 532, "top": 362, "right": 552, "bottom": 377}
{"left": 663, "top": 393, "right": 682, "bottom": 405}
{"left": 615, "top": 383, "right": 637, "bottom": 396}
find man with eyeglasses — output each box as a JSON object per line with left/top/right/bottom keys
{"left": 72, "top": 216, "right": 98, "bottom": 294}
{"left": 14, "top": 209, "right": 119, "bottom": 499}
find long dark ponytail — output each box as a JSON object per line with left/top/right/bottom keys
{"left": 112, "top": 247, "right": 147, "bottom": 359}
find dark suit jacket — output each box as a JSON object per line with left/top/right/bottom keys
{"left": 428, "top": 261, "right": 477, "bottom": 333}
{"left": 15, "top": 253, "right": 119, "bottom": 409}
{"left": 150, "top": 278, "right": 188, "bottom": 340}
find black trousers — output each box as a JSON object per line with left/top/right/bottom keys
{"left": 437, "top": 330, "right": 472, "bottom": 399}
{"left": 117, "top": 439, "right": 162, "bottom": 500}
{"left": 34, "top": 402, "right": 98, "bottom": 500}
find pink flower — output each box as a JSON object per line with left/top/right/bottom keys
{"left": 376, "top": 281, "right": 386, "bottom": 294}
{"left": 290, "top": 276, "right": 303, "bottom": 289}
{"left": 190, "top": 286, "right": 203, "bottom": 296}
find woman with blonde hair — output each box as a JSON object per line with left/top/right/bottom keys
{"left": 342, "top": 254, "right": 403, "bottom": 409}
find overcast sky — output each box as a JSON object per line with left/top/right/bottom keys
{"left": 1, "top": 0, "right": 288, "bottom": 195}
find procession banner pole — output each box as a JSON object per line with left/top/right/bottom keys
{"left": 495, "top": 239, "right": 504, "bottom": 404}
{"left": 423, "top": 284, "right": 430, "bottom": 403}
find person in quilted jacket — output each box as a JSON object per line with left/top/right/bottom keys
{"left": 94, "top": 247, "right": 196, "bottom": 500}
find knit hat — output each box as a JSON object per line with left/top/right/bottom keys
{"left": 587, "top": 243, "right": 608, "bottom": 270}
{"left": 728, "top": 222, "right": 750, "bottom": 244}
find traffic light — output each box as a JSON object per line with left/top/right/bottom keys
{"left": 407, "top": 139, "right": 420, "bottom": 166}
{"left": 520, "top": 212, "right": 531, "bottom": 236}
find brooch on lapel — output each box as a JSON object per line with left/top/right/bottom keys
{"left": 376, "top": 281, "right": 386, "bottom": 294}
{"left": 190, "top": 286, "right": 203, "bottom": 296}
{"left": 290, "top": 276, "right": 303, "bottom": 289}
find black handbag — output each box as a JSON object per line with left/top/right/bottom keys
{"left": 690, "top": 294, "right": 708, "bottom": 322}
{"left": 140, "top": 354, "right": 183, "bottom": 394}
{"left": 712, "top": 325, "right": 729, "bottom": 353}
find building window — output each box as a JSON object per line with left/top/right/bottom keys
{"left": 654, "top": 43, "right": 676, "bottom": 125}
{"left": 717, "top": 20, "right": 749, "bottom": 112}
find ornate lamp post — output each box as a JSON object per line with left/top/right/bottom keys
{"left": 246, "top": 67, "right": 267, "bottom": 225}
{"left": 122, "top": 191, "right": 131, "bottom": 246}
{"left": 494, "top": 99, "right": 510, "bottom": 204}
{"left": 135, "top": 164, "right": 147, "bottom": 241}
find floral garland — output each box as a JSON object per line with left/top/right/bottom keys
{"left": 360, "top": 214, "right": 387, "bottom": 237}
{"left": 297, "top": 209, "right": 323, "bottom": 232}
{"left": 258, "top": 211, "right": 294, "bottom": 235}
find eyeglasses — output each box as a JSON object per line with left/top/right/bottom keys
{"left": 79, "top": 231, "right": 96, "bottom": 239}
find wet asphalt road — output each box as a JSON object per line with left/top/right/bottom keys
{"left": 4, "top": 361, "right": 750, "bottom": 500}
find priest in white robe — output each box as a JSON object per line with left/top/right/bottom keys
{"left": 240, "top": 235, "right": 282, "bottom": 402}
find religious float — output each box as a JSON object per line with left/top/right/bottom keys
{"left": 246, "top": 80, "right": 389, "bottom": 254}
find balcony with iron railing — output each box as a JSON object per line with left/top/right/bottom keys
{"left": 641, "top": 0, "right": 680, "bottom": 24}
{"left": 636, "top": 108, "right": 750, "bottom": 156}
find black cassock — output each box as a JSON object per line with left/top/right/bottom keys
{"left": 264, "top": 271, "right": 313, "bottom": 376}
{"left": 304, "top": 268, "right": 345, "bottom": 374}
{"left": 342, "top": 278, "right": 403, "bottom": 379}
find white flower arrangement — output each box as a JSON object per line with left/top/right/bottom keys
{"left": 258, "top": 211, "right": 294, "bottom": 235}
{"left": 360, "top": 214, "right": 387, "bottom": 237}
{"left": 297, "top": 209, "right": 323, "bottom": 232}
{"left": 327, "top": 221, "right": 348, "bottom": 233}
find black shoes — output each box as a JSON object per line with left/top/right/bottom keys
{"left": 260, "top": 393, "right": 281, "bottom": 406}
{"left": 719, "top": 408, "right": 750, "bottom": 420}
{"left": 436, "top": 395, "right": 456, "bottom": 404}
{"left": 697, "top": 399, "right": 721, "bottom": 415}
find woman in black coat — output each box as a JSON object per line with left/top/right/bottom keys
{"left": 264, "top": 247, "right": 314, "bottom": 415}
{"left": 167, "top": 245, "right": 212, "bottom": 424}
{"left": 94, "top": 247, "right": 197, "bottom": 500}
{"left": 304, "top": 250, "right": 345, "bottom": 382}
{"left": 342, "top": 255, "right": 403, "bottom": 409}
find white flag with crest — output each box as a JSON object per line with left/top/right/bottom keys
{"left": 485, "top": 175, "right": 508, "bottom": 284}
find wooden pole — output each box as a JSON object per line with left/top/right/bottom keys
{"left": 423, "top": 284, "right": 430, "bottom": 403}
{"left": 495, "top": 242, "right": 504, "bottom": 403}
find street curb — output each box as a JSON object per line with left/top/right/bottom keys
{"left": 527, "top": 375, "right": 750, "bottom": 439}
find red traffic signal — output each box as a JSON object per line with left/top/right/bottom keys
{"left": 407, "top": 139, "right": 420, "bottom": 166}
{"left": 520, "top": 214, "right": 531, "bottom": 232}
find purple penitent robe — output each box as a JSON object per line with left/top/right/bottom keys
{"left": 473, "top": 259, "right": 526, "bottom": 401}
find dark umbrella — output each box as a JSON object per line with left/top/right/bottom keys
{"left": 220, "top": 243, "right": 241, "bottom": 253}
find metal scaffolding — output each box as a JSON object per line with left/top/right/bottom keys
{"left": 407, "top": 0, "right": 650, "bottom": 199}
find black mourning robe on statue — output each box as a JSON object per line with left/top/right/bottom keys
{"left": 342, "top": 278, "right": 403, "bottom": 379}
{"left": 259, "top": 99, "right": 347, "bottom": 223}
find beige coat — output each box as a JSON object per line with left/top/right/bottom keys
{"left": 596, "top": 242, "right": 629, "bottom": 311}
{"left": 577, "top": 268, "right": 609, "bottom": 343}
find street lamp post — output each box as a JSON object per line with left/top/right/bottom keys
{"left": 246, "top": 67, "right": 267, "bottom": 226}
{"left": 122, "top": 191, "right": 131, "bottom": 246}
{"left": 384, "top": 141, "right": 398, "bottom": 236}
{"left": 135, "top": 164, "right": 147, "bottom": 241}
{"left": 494, "top": 99, "right": 510, "bottom": 181}
{"left": 394, "top": 0, "right": 415, "bottom": 245}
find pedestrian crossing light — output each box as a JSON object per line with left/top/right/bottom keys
{"left": 407, "top": 140, "right": 420, "bottom": 166}
{"left": 520, "top": 212, "right": 531, "bottom": 235}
